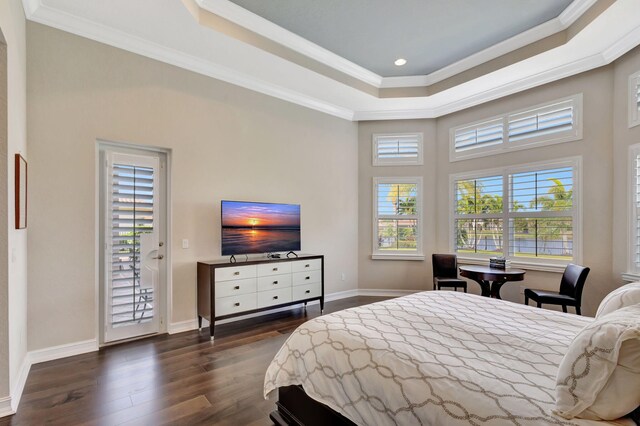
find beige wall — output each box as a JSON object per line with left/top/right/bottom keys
{"left": 26, "top": 22, "right": 358, "bottom": 351}
{"left": 0, "top": 0, "right": 27, "bottom": 407}
{"left": 612, "top": 45, "right": 640, "bottom": 286}
{"left": 358, "top": 120, "right": 437, "bottom": 291}
{"left": 359, "top": 66, "right": 620, "bottom": 316}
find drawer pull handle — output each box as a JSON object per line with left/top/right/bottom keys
{"left": 305, "top": 276, "right": 310, "bottom": 280}
{"left": 234, "top": 286, "right": 240, "bottom": 290}
{"left": 233, "top": 272, "right": 240, "bottom": 276}
{"left": 305, "top": 290, "right": 310, "bottom": 294}
{"left": 305, "top": 264, "right": 310, "bottom": 268}
{"left": 273, "top": 267, "right": 278, "bottom": 271}
{"left": 273, "top": 296, "right": 278, "bottom": 300}
{"left": 234, "top": 302, "right": 240, "bottom": 307}
{"left": 273, "top": 281, "right": 278, "bottom": 285}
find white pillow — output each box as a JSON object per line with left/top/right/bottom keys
{"left": 555, "top": 304, "right": 640, "bottom": 420}
{"left": 596, "top": 282, "right": 640, "bottom": 318}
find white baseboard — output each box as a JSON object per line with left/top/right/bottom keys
{"left": 0, "top": 396, "right": 13, "bottom": 418}
{"left": 358, "top": 288, "right": 419, "bottom": 297}
{"left": 167, "top": 288, "right": 421, "bottom": 334}
{"left": 0, "top": 339, "right": 99, "bottom": 418}
{"left": 0, "top": 288, "right": 423, "bottom": 418}
{"left": 10, "top": 356, "right": 31, "bottom": 412}
{"left": 324, "top": 289, "right": 359, "bottom": 301}
{"left": 28, "top": 339, "right": 98, "bottom": 366}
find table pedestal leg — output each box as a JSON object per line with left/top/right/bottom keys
{"left": 474, "top": 280, "right": 491, "bottom": 297}
{"left": 491, "top": 281, "right": 506, "bottom": 299}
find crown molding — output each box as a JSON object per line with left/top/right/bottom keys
{"left": 21, "top": 0, "right": 640, "bottom": 122}
{"left": 23, "top": 0, "right": 355, "bottom": 121}
{"left": 196, "top": 0, "right": 596, "bottom": 89}
{"left": 354, "top": 54, "right": 606, "bottom": 121}
{"left": 20, "top": 0, "right": 39, "bottom": 18}
{"left": 380, "top": 0, "right": 598, "bottom": 88}
{"left": 559, "top": 0, "right": 599, "bottom": 26}
{"left": 195, "top": 0, "right": 383, "bottom": 88}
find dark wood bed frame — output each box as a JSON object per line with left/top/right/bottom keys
{"left": 270, "top": 386, "right": 640, "bottom": 426}
{"left": 270, "top": 386, "right": 355, "bottom": 426}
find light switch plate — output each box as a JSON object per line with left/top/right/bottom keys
{"left": 182, "top": 239, "right": 189, "bottom": 249}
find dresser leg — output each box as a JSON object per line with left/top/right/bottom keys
{"left": 320, "top": 298, "right": 324, "bottom": 314}
{"left": 198, "top": 315, "right": 203, "bottom": 330}
{"left": 210, "top": 323, "right": 214, "bottom": 341}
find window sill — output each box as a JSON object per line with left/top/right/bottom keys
{"left": 621, "top": 272, "right": 640, "bottom": 282}
{"left": 456, "top": 256, "right": 567, "bottom": 273}
{"left": 371, "top": 253, "right": 425, "bottom": 261}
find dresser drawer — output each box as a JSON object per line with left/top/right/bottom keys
{"left": 257, "top": 273, "right": 292, "bottom": 292}
{"left": 292, "top": 282, "right": 321, "bottom": 300}
{"left": 215, "top": 278, "right": 257, "bottom": 299}
{"left": 215, "top": 265, "right": 257, "bottom": 282}
{"left": 215, "top": 293, "right": 257, "bottom": 317}
{"left": 291, "top": 259, "right": 321, "bottom": 273}
{"left": 257, "top": 288, "right": 292, "bottom": 309}
{"left": 257, "top": 262, "right": 292, "bottom": 277}
{"left": 292, "top": 270, "right": 322, "bottom": 286}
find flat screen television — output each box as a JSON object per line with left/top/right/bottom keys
{"left": 221, "top": 200, "right": 301, "bottom": 255}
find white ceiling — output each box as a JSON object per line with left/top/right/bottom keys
{"left": 22, "top": 0, "right": 640, "bottom": 121}
{"left": 227, "top": 0, "right": 573, "bottom": 77}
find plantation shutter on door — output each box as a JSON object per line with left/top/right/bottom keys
{"left": 635, "top": 154, "right": 640, "bottom": 269}
{"left": 107, "top": 154, "right": 160, "bottom": 340}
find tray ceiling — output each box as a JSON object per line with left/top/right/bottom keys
{"left": 228, "top": 0, "right": 573, "bottom": 77}
{"left": 22, "top": 0, "right": 640, "bottom": 121}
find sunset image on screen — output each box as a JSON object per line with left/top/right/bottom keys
{"left": 221, "top": 201, "right": 301, "bottom": 255}
{"left": 222, "top": 201, "right": 300, "bottom": 229}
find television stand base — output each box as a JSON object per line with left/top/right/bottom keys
{"left": 229, "top": 255, "right": 236, "bottom": 263}
{"left": 286, "top": 251, "right": 298, "bottom": 258}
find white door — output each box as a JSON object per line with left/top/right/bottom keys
{"left": 102, "top": 148, "right": 167, "bottom": 343}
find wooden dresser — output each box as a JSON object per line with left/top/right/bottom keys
{"left": 197, "top": 255, "right": 324, "bottom": 339}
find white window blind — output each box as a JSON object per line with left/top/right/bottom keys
{"left": 451, "top": 159, "right": 579, "bottom": 266}
{"left": 629, "top": 145, "right": 640, "bottom": 274}
{"left": 453, "top": 175, "right": 503, "bottom": 256}
{"left": 508, "top": 100, "right": 574, "bottom": 143}
{"left": 373, "top": 133, "right": 423, "bottom": 166}
{"left": 453, "top": 119, "right": 503, "bottom": 152}
{"left": 373, "top": 177, "right": 423, "bottom": 258}
{"left": 110, "top": 164, "right": 155, "bottom": 328}
{"left": 450, "top": 94, "right": 582, "bottom": 162}
{"left": 508, "top": 167, "right": 574, "bottom": 260}
{"left": 634, "top": 153, "right": 640, "bottom": 268}
{"left": 630, "top": 71, "right": 640, "bottom": 128}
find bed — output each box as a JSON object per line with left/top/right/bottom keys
{"left": 264, "top": 291, "right": 636, "bottom": 425}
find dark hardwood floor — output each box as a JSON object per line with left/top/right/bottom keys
{"left": 0, "top": 296, "right": 387, "bottom": 426}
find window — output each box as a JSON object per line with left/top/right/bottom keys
{"left": 373, "top": 133, "right": 423, "bottom": 166}
{"left": 451, "top": 158, "right": 580, "bottom": 270}
{"left": 450, "top": 94, "right": 583, "bottom": 162}
{"left": 373, "top": 177, "right": 423, "bottom": 259}
{"left": 453, "top": 118, "right": 503, "bottom": 153}
{"left": 627, "top": 144, "right": 640, "bottom": 279}
{"left": 629, "top": 71, "right": 640, "bottom": 129}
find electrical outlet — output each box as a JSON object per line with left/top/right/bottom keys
{"left": 182, "top": 239, "right": 189, "bottom": 249}
{"left": 341, "top": 273, "right": 346, "bottom": 281}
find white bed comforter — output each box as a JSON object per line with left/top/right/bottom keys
{"left": 264, "top": 291, "right": 634, "bottom": 426}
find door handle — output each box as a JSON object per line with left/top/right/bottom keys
{"left": 152, "top": 255, "right": 164, "bottom": 260}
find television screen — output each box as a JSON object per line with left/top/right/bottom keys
{"left": 221, "top": 200, "right": 301, "bottom": 255}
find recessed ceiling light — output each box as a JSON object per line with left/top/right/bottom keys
{"left": 394, "top": 58, "right": 407, "bottom": 66}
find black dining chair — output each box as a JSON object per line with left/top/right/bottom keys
{"left": 523, "top": 263, "right": 590, "bottom": 315}
{"left": 432, "top": 254, "right": 467, "bottom": 292}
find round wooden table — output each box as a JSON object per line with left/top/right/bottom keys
{"left": 459, "top": 265, "right": 526, "bottom": 299}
